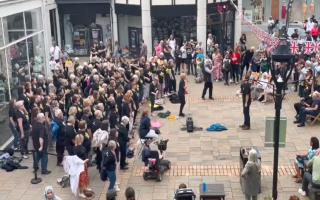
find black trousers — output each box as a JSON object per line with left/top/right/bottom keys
{"left": 150, "top": 96, "right": 155, "bottom": 112}
{"left": 20, "top": 130, "right": 30, "bottom": 155}
{"left": 56, "top": 143, "right": 65, "bottom": 165}
{"left": 119, "top": 142, "right": 127, "bottom": 168}
{"left": 224, "top": 70, "right": 229, "bottom": 84}
{"left": 241, "top": 62, "right": 250, "bottom": 78}
{"left": 175, "top": 60, "right": 181, "bottom": 74}
{"left": 179, "top": 95, "right": 186, "bottom": 115}
{"left": 243, "top": 105, "right": 250, "bottom": 127}
{"left": 202, "top": 82, "right": 213, "bottom": 98}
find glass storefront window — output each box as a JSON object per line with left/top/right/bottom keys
{"left": 0, "top": 18, "right": 4, "bottom": 47}
{"left": 27, "top": 34, "right": 45, "bottom": 76}
{"left": 0, "top": 49, "right": 9, "bottom": 102}
{"left": 4, "top": 12, "right": 25, "bottom": 43}
{"left": 25, "top": 8, "right": 42, "bottom": 35}
{"left": 6, "top": 41, "right": 29, "bottom": 99}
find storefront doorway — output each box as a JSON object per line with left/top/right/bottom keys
{"left": 151, "top": 5, "right": 197, "bottom": 49}
{"left": 152, "top": 16, "right": 196, "bottom": 47}
{"left": 128, "top": 27, "right": 142, "bottom": 57}
{"left": 207, "top": 2, "right": 236, "bottom": 51}
{"left": 49, "top": 9, "right": 58, "bottom": 44}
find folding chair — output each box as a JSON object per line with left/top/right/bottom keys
{"left": 307, "top": 113, "right": 320, "bottom": 126}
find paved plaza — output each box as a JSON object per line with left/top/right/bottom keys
{"left": 0, "top": 77, "right": 316, "bottom": 200}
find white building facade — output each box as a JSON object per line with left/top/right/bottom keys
{"left": 0, "top": 0, "right": 60, "bottom": 101}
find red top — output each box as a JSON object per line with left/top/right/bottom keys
{"left": 231, "top": 52, "right": 241, "bottom": 65}
{"left": 311, "top": 27, "right": 319, "bottom": 37}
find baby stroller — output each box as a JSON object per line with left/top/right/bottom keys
{"left": 174, "top": 188, "right": 196, "bottom": 200}
{"left": 142, "top": 139, "right": 171, "bottom": 181}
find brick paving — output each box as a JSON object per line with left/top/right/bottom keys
{"left": 0, "top": 78, "right": 318, "bottom": 200}
{"left": 132, "top": 165, "right": 297, "bottom": 177}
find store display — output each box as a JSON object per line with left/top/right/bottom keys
{"left": 152, "top": 16, "right": 196, "bottom": 46}
{"left": 73, "top": 25, "right": 89, "bottom": 55}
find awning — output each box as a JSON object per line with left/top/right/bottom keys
{"left": 56, "top": 0, "right": 110, "bottom": 4}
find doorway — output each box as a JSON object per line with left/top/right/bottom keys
{"left": 128, "top": 27, "right": 142, "bottom": 58}
{"left": 49, "top": 9, "right": 58, "bottom": 45}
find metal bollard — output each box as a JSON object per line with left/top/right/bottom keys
{"left": 30, "top": 150, "right": 42, "bottom": 184}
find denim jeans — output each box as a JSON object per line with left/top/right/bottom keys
{"left": 243, "top": 105, "right": 251, "bottom": 127}
{"left": 302, "top": 172, "right": 320, "bottom": 193}
{"left": 299, "top": 108, "right": 319, "bottom": 125}
{"left": 106, "top": 170, "right": 116, "bottom": 191}
{"left": 9, "top": 123, "right": 19, "bottom": 148}
{"left": 36, "top": 151, "right": 48, "bottom": 172}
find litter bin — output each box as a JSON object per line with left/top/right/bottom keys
{"left": 240, "top": 146, "right": 261, "bottom": 194}
{"left": 265, "top": 117, "right": 287, "bottom": 147}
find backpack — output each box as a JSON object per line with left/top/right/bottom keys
{"left": 51, "top": 121, "right": 60, "bottom": 140}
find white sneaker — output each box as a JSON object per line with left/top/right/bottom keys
{"left": 114, "top": 185, "right": 120, "bottom": 192}
{"left": 22, "top": 155, "right": 29, "bottom": 159}
{"left": 298, "top": 188, "right": 306, "bottom": 196}
{"left": 79, "top": 193, "right": 86, "bottom": 198}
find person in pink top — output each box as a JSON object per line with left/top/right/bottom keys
{"left": 213, "top": 49, "right": 223, "bottom": 81}
{"left": 155, "top": 40, "right": 164, "bottom": 57}
{"left": 311, "top": 23, "right": 319, "bottom": 41}
{"left": 231, "top": 47, "right": 242, "bottom": 84}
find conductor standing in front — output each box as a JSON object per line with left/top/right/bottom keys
{"left": 240, "top": 74, "right": 251, "bottom": 130}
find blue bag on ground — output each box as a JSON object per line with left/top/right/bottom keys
{"left": 206, "top": 123, "right": 228, "bottom": 132}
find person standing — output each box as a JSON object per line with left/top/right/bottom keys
{"left": 222, "top": 51, "right": 231, "bottom": 85}
{"left": 102, "top": 140, "right": 117, "bottom": 193}
{"left": 53, "top": 109, "right": 65, "bottom": 166}
{"left": 241, "top": 149, "right": 261, "bottom": 200}
{"left": 8, "top": 99, "right": 19, "bottom": 150}
{"left": 231, "top": 47, "right": 241, "bottom": 84}
{"left": 149, "top": 77, "right": 158, "bottom": 114}
{"left": 213, "top": 49, "right": 223, "bottom": 81}
{"left": 140, "top": 40, "right": 148, "bottom": 59}
{"left": 16, "top": 100, "right": 31, "bottom": 159}
{"left": 65, "top": 116, "right": 77, "bottom": 155}
{"left": 201, "top": 59, "right": 214, "bottom": 100}
{"left": 32, "top": 113, "right": 51, "bottom": 174}
{"left": 178, "top": 73, "right": 187, "bottom": 117}
{"left": 118, "top": 116, "right": 129, "bottom": 170}
{"left": 50, "top": 42, "right": 61, "bottom": 63}
{"left": 240, "top": 75, "right": 251, "bottom": 130}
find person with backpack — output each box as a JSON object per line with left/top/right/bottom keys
{"left": 101, "top": 140, "right": 117, "bottom": 193}
{"left": 222, "top": 51, "right": 231, "bottom": 86}
{"left": 53, "top": 109, "right": 66, "bottom": 166}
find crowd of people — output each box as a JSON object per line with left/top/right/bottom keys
{"left": 6, "top": 13, "right": 320, "bottom": 199}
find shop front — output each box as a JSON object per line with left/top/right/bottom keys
{"left": 207, "top": 1, "right": 236, "bottom": 51}
{"left": 57, "top": 1, "right": 111, "bottom": 56}
{"left": 151, "top": 5, "right": 197, "bottom": 47}
{"left": 0, "top": 0, "right": 49, "bottom": 102}
{"left": 115, "top": 4, "right": 142, "bottom": 57}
